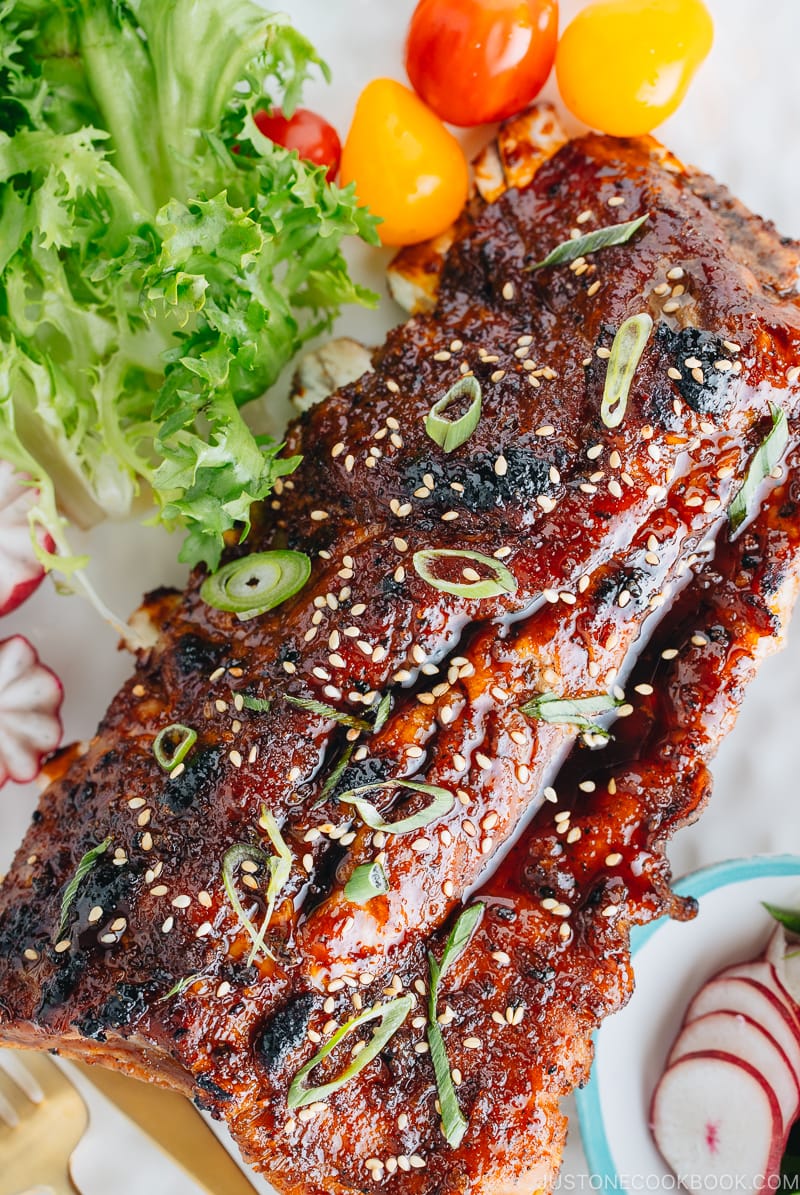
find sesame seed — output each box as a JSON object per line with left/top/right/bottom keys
{"left": 172, "top": 895, "right": 191, "bottom": 909}
{"left": 587, "top": 280, "right": 601, "bottom": 297}
{"left": 663, "top": 300, "right": 680, "bottom": 314}
{"left": 606, "top": 852, "right": 623, "bottom": 866}
{"left": 788, "top": 366, "right": 800, "bottom": 385}
{"left": 433, "top": 351, "right": 451, "bottom": 362}
{"left": 494, "top": 455, "right": 508, "bottom": 477}
{"left": 502, "top": 282, "right": 515, "bottom": 300}
{"left": 607, "top": 195, "right": 625, "bottom": 207}
{"left": 162, "top": 917, "right": 174, "bottom": 934}
{"left": 464, "top": 1037, "right": 482, "bottom": 1050}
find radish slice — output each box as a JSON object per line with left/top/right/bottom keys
{"left": 0, "top": 636, "right": 63, "bottom": 786}
{"left": 686, "top": 977, "right": 800, "bottom": 1080}
{"left": 766, "top": 924, "right": 800, "bottom": 1014}
{"left": 721, "top": 956, "right": 800, "bottom": 1033}
{"left": 0, "top": 462, "right": 54, "bottom": 617}
{"left": 668, "top": 1011, "right": 799, "bottom": 1133}
{"left": 651, "top": 1052, "right": 783, "bottom": 1191}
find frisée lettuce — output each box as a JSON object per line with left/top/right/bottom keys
{"left": 0, "top": 0, "right": 378, "bottom": 582}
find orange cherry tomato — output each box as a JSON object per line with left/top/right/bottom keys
{"left": 253, "top": 107, "right": 341, "bottom": 180}
{"left": 556, "top": 0, "right": 714, "bottom": 137}
{"left": 340, "top": 78, "right": 470, "bottom": 247}
{"left": 405, "top": 0, "right": 559, "bottom": 128}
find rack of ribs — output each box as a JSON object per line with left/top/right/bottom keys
{"left": 0, "top": 107, "right": 798, "bottom": 1194}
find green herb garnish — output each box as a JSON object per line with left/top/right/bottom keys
{"left": 158, "top": 973, "right": 205, "bottom": 1002}
{"left": 529, "top": 214, "right": 649, "bottom": 272}
{"left": 338, "top": 780, "right": 454, "bottom": 835}
{"left": 601, "top": 313, "right": 653, "bottom": 429}
{"left": 287, "top": 996, "right": 413, "bottom": 1109}
{"left": 201, "top": 551, "right": 311, "bottom": 622}
{"left": 413, "top": 549, "right": 518, "bottom": 600}
{"left": 427, "top": 904, "right": 484, "bottom": 1147}
{"left": 372, "top": 692, "right": 393, "bottom": 735}
{"left": 285, "top": 695, "right": 370, "bottom": 731}
{"left": 222, "top": 842, "right": 269, "bottom": 961}
{"left": 521, "top": 692, "right": 622, "bottom": 738}
{"left": 241, "top": 695, "right": 272, "bottom": 714}
{"left": 153, "top": 723, "right": 197, "bottom": 771}
{"left": 730, "top": 405, "right": 789, "bottom": 533}
{"left": 245, "top": 807, "right": 293, "bottom": 965}
{"left": 425, "top": 377, "right": 482, "bottom": 454}
{"left": 57, "top": 837, "right": 112, "bottom": 940}
{"left": 763, "top": 903, "right": 800, "bottom": 936}
{"left": 344, "top": 861, "right": 390, "bottom": 904}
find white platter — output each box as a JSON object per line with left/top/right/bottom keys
{"left": 1, "top": 1, "right": 800, "bottom": 1192}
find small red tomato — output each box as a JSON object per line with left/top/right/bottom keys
{"left": 406, "top": 0, "right": 559, "bottom": 128}
{"left": 253, "top": 107, "right": 342, "bottom": 180}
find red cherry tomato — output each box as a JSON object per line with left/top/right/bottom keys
{"left": 405, "top": 0, "right": 559, "bottom": 128}
{"left": 253, "top": 107, "right": 341, "bottom": 180}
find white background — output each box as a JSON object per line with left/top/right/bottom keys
{"left": 1, "top": 1, "right": 799, "bottom": 1191}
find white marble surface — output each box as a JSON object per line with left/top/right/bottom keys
{"left": 1, "top": 1, "right": 799, "bottom": 1191}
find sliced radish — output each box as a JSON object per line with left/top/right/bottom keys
{"left": 651, "top": 1052, "right": 783, "bottom": 1191}
{"left": 0, "top": 462, "right": 54, "bottom": 616}
{"left": 766, "top": 924, "right": 800, "bottom": 1014}
{"left": 687, "top": 977, "right": 800, "bottom": 1075}
{"left": 0, "top": 636, "right": 63, "bottom": 787}
{"left": 721, "top": 956, "right": 800, "bottom": 1034}
{"left": 668, "top": 1011, "right": 799, "bottom": 1132}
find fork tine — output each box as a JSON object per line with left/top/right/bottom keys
{"left": 0, "top": 1065, "right": 34, "bottom": 1122}
{"left": 15, "top": 1051, "right": 77, "bottom": 1099}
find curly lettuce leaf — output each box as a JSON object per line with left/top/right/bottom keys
{"left": 0, "top": 0, "right": 378, "bottom": 580}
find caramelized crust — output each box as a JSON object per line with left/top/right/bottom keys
{"left": 1, "top": 129, "right": 799, "bottom": 1194}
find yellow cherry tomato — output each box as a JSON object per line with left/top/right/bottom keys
{"left": 340, "top": 78, "right": 470, "bottom": 247}
{"left": 556, "top": 0, "right": 713, "bottom": 137}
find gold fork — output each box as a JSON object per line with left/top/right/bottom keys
{"left": 0, "top": 1052, "right": 87, "bottom": 1195}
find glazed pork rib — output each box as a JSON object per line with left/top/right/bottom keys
{"left": 1, "top": 115, "right": 799, "bottom": 1195}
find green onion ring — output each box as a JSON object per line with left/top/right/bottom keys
{"left": 601, "top": 313, "right": 653, "bottom": 429}
{"left": 287, "top": 996, "right": 413, "bottom": 1109}
{"left": 153, "top": 723, "right": 197, "bottom": 771}
{"left": 413, "top": 548, "right": 517, "bottom": 600}
{"left": 425, "top": 376, "right": 482, "bottom": 453}
{"left": 201, "top": 550, "right": 311, "bottom": 621}
{"left": 338, "top": 780, "right": 454, "bottom": 835}
{"left": 344, "top": 861, "right": 390, "bottom": 904}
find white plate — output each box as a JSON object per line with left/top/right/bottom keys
{"left": 1, "top": 2, "right": 800, "bottom": 1193}
{"left": 576, "top": 855, "right": 800, "bottom": 1192}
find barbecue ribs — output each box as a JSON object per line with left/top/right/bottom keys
{"left": 1, "top": 110, "right": 799, "bottom": 1194}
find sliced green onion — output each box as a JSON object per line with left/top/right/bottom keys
{"left": 57, "top": 837, "right": 112, "bottom": 940}
{"left": 425, "top": 376, "right": 482, "bottom": 454}
{"left": 345, "top": 861, "right": 390, "bottom": 904}
{"left": 338, "top": 780, "right": 454, "bottom": 835}
{"left": 241, "top": 695, "right": 272, "bottom": 714}
{"left": 153, "top": 723, "right": 197, "bottom": 771}
{"left": 521, "top": 691, "right": 622, "bottom": 737}
{"left": 287, "top": 995, "right": 413, "bottom": 1109}
{"left": 729, "top": 404, "right": 789, "bottom": 533}
{"left": 427, "top": 904, "right": 484, "bottom": 1147}
{"left": 413, "top": 549, "right": 518, "bottom": 600}
{"left": 763, "top": 902, "right": 800, "bottom": 936}
{"left": 601, "top": 313, "right": 653, "bottom": 429}
{"left": 285, "top": 695, "right": 370, "bottom": 732}
{"left": 529, "top": 214, "right": 649, "bottom": 272}
{"left": 246, "top": 808, "right": 293, "bottom": 966}
{"left": 314, "top": 742, "right": 354, "bottom": 809}
{"left": 201, "top": 550, "right": 311, "bottom": 622}
{"left": 158, "top": 973, "right": 205, "bottom": 1002}
{"left": 222, "top": 842, "right": 270, "bottom": 962}
{"left": 372, "top": 692, "right": 392, "bottom": 735}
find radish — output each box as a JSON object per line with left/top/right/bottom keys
{"left": 721, "top": 956, "right": 800, "bottom": 1034}
{"left": 686, "top": 976, "right": 800, "bottom": 1079}
{"left": 766, "top": 924, "right": 800, "bottom": 1013}
{"left": 0, "top": 462, "right": 53, "bottom": 616}
{"left": 0, "top": 636, "right": 63, "bottom": 787}
{"left": 651, "top": 1052, "right": 783, "bottom": 1191}
{"left": 668, "top": 1011, "right": 799, "bottom": 1133}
